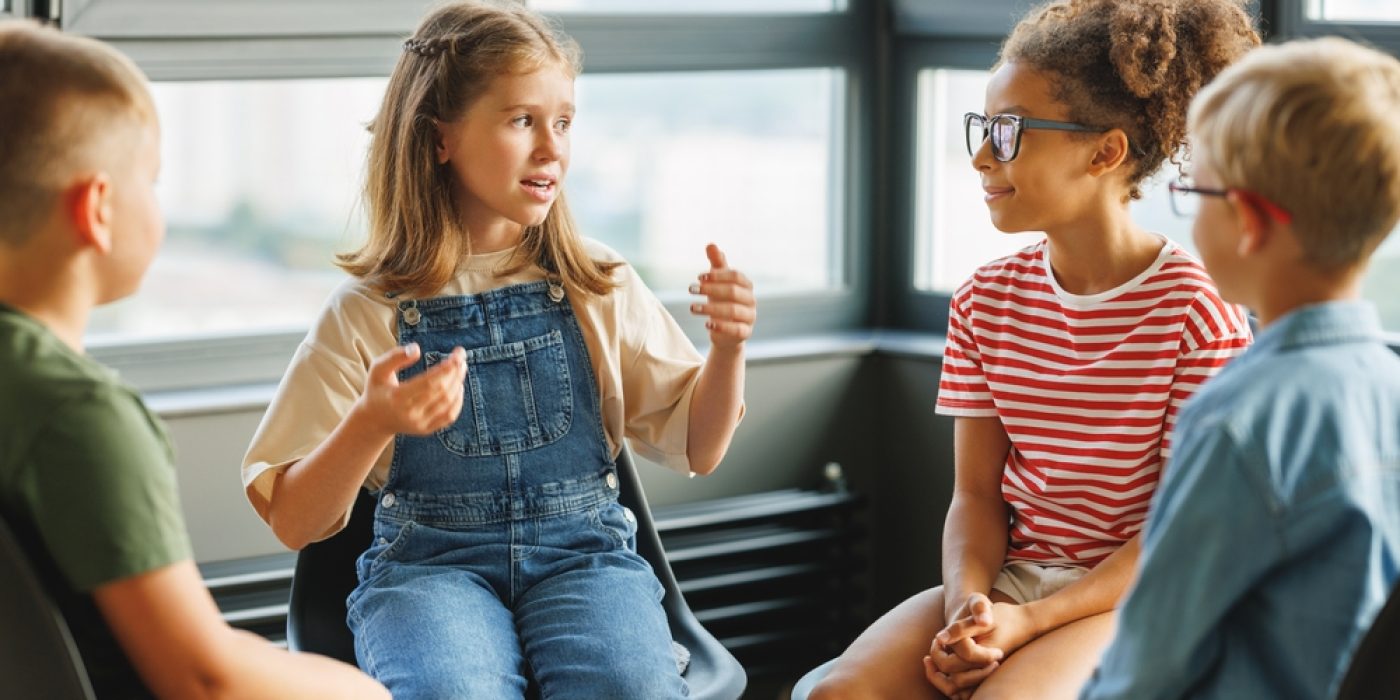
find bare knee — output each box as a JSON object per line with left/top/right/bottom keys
{"left": 807, "top": 674, "right": 868, "bottom": 700}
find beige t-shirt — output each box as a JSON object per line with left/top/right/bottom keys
{"left": 242, "top": 239, "right": 712, "bottom": 533}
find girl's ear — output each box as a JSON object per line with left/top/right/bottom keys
{"left": 68, "top": 174, "right": 114, "bottom": 254}
{"left": 1087, "top": 128, "right": 1131, "bottom": 176}
{"left": 433, "top": 118, "right": 451, "bottom": 165}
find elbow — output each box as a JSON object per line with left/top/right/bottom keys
{"left": 689, "top": 458, "right": 720, "bottom": 477}
{"left": 267, "top": 513, "right": 312, "bottom": 552}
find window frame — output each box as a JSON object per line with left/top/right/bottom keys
{"left": 2, "top": 0, "right": 37, "bottom": 19}
{"left": 881, "top": 38, "right": 1001, "bottom": 334}
{"left": 1273, "top": 0, "right": 1400, "bottom": 54}
{"left": 64, "top": 1, "right": 878, "bottom": 392}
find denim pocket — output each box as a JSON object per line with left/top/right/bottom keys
{"left": 425, "top": 329, "right": 573, "bottom": 457}
{"left": 357, "top": 519, "right": 419, "bottom": 583}
{"left": 589, "top": 502, "right": 639, "bottom": 551}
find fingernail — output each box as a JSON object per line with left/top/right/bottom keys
{"left": 691, "top": 303, "right": 702, "bottom": 313}
{"left": 688, "top": 284, "right": 700, "bottom": 294}
{"left": 700, "top": 273, "right": 710, "bottom": 281}
{"left": 406, "top": 342, "right": 419, "bottom": 354}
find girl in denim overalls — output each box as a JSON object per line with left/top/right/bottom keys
{"left": 240, "top": 3, "right": 753, "bottom": 698}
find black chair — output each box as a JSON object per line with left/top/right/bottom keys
{"left": 0, "top": 514, "right": 97, "bottom": 700}
{"left": 287, "top": 447, "right": 747, "bottom": 700}
{"left": 1334, "top": 582, "right": 1400, "bottom": 699}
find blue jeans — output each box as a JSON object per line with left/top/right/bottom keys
{"left": 347, "top": 499, "right": 683, "bottom": 699}
{"left": 347, "top": 282, "right": 687, "bottom": 699}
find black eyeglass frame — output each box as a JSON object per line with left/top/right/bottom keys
{"left": 963, "top": 112, "right": 1104, "bottom": 162}
{"left": 1166, "top": 181, "right": 1228, "bottom": 218}
{"left": 1167, "top": 179, "right": 1294, "bottom": 224}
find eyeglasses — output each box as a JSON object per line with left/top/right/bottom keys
{"left": 964, "top": 112, "right": 1104, "bottom": 162}
{"left": 1167, "top": 179, "right": 1293, "bottom": 224}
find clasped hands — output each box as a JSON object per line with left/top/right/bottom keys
{"left": 923, "top": 593, "right": 1041, "bottom": 699}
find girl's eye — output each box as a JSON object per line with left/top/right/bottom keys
{"left": 554, "top": 118, "right": 571, "bottom": 133}
{"left": 512, "top": 115, "right": 533, "bottom": 127}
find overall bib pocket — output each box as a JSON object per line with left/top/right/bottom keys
{"left": 425, "top": 329, "right": 573, "bottom": 456}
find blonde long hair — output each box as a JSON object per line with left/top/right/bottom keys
{"left": 338, "top": 0, "right": 619, "bottom": 297}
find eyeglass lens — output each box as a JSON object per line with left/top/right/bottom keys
{"left": 966, "top": 114, "right": 1019, "bottom": 161}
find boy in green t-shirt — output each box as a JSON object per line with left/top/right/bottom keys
{"left": 0, "top": 21, "right": 386, "bottom": 699}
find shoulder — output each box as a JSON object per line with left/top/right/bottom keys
{"left": 1153, "top": 244, "right": 1251, "bottom": 347}
{"left": 303, "top": 276, "right": 398, "bottom": 366}
{"left": 578, "top": 237, "right": 654, "bottom": 305}
{"left": 581, "top": 237, "right": 628, "bottom": 266}
{"left": 951, "top": 240, "right": 1048, "bottom": 309}
{"left": 0, "top": 316, "right": 147, "bottom": 453}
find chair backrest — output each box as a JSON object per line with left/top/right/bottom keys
{"left": 285, "top": 487, "right": 377, "bottom": 664}
{"left": 0, "top": 514, "right": 97, "bottom": 699}
{"left": 1334, "top": 581, "right": 1400, "bottom": 699}
{"left": 287, "top": 448, "right": 746, "bottom": 700}
{"left": 614, "top": 449, "right": 747, "bottom": 700}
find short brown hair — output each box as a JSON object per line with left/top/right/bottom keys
{"left": 0, "top": 20, "right": 154, "bottom": 245}
{"left": 999, "top": 0, "right": 1260, "bottom": 199}
{"left": 1190, "top": 37, "right": 1400, "bottom": 270}
{"left": 339, "top": 0, "right": 619, "bottom": 298}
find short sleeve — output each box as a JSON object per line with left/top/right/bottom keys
{"left": 1161, "top": 295, "right": 1252, "bottom": 461}
{"left": 241, "top": 340, "right": 371, "bottom": 532}
{"left": 616, "top": 265, "right": 712, "bottom": 474}
{"left": 936, "top": 286, "right": 997, "bottom": 416}
{"left": 20, "top": 386, "right": 191, "bottom": 591}
{"left": 241, "top": 282, "right": 395, "bottom": 533}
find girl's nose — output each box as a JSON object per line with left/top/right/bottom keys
{"left": 534, "top": 128, "right": 564, "bottom": 162}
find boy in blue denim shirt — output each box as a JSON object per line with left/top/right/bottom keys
{"left": 1081, "top": 37, "right": 1400, "bottom": 700}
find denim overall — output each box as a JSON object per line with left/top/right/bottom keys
{"left": 346, "top": 280, "right": 688, "bottom": 700}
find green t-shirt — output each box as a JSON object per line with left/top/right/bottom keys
{"left": 0, "top": 304, "right": 191, "bottom": 698}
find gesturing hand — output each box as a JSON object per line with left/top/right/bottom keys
{"left": 689, "top": 243, "right": 755, "bottom": 350}
{"left": 355, "top": 342, "right": 466, "bottom": 438}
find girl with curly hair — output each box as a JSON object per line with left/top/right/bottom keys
{"left": 809, "top": 2, "right": 1259, "bottom": 698}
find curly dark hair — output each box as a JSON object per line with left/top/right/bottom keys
{"left": 999, "top": 0, "right": 1260, "bottom": 199}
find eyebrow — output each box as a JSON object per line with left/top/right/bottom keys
{"left": 498, "top": 103, "right": 576, "bottom": 113}
{"left": 990, "top": 105, "right": 1031, "bottom": 116}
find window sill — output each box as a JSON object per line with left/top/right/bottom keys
{"left": 143, "top": 330, "right": 951, "bottom": 418}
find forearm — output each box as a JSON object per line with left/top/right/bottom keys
{"left": 265, "top": 403, "right": 393, "bottom": 550}
{"left": 685, "top": 345, "right": 745, "bottom": 475}
{"left": 1024, "top": 534, "right": 1140, "bottom": 633}
{"left": 941, "top": 493, "right": 1010, "bottom": 619}
{"left": 203, "top": 630, "right": 387, "bottom": 700}
{"left": 98, "top": 562, "right": 387, "bottom": 700}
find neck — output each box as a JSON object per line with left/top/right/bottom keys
{"left": 0, "top": 255, "right": 94, "bottom": 354}
{"left": 464, "top": 216, "right": 525, "bottom": 255}
{"left": 1250, "top": 265, "right": 1363, "bottom": 329}
{"left": 1042, "top": 201, "right": 1160, "bottom": 295}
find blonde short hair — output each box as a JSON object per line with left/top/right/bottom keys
{"left": 1189, "top": 37, "right": 1400, "bottom": 269}
{"left": 0, "top": 20, "right": 154, "bottom": 246}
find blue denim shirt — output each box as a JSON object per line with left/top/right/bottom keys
{"left": 1081, "top": 301, "right": 1400, "bottom": 700}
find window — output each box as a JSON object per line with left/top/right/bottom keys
{"left": 533, "top": 0, "right": 844, "bottom": 12}
{"left": 90, "top": 68, "right": 844, "bottom": 343}
{"left": 90, "top": 78, "right": 382, "bottom": 342}
{"left": 1307, "top": 0, "right": 1400, "bottom": 22}
{"left": 912, "top": 68, "right": 1041, "bottom": 292}
{"left": 572, "top": 69, "right": 842, "bottom": 295}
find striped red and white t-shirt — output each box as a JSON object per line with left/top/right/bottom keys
{"left": 936, "top": 238, "right": 1251, "bottom": 567}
